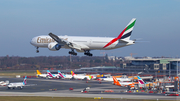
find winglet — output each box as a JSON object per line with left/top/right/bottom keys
{"left": 37, "top": 70, "right": 41, "bottom": 75}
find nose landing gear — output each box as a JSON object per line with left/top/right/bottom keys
{"left": 36, "top": 47, "right": 39, "bottom": 53}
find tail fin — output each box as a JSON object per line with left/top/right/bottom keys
{"left": 112, "top": 76, "right": 121, "bottom": 86}
{"left": 119, "top": 18, "right": 136, "bottom": 40}
{"left": 37, "top": 70, "right": 41, "bottom": 75}
{"left": 23, "top": 76, "right": 27, "bottom": 85}
{"left": 71, "top": 71, "right": 75, "bottom": 76}
{"left": 58, "top": 70, "right": 64, "bottom": 78}
{"left": 58, "top": 70, "right": 61, "bottom": 73}
{"left": 137, "top": 76, "right": 145, "bottom": 84}
{"left": 103, "top": 18, "right": 136, "bottom": 48}
{"left": 89, "top": 75, "right": 94, "bottom": 79}
{"left": 100, "top": 73, "right": 104, "bottom": 77}
{"left": 47, "top": 70, "right": 54, "bottom": 77}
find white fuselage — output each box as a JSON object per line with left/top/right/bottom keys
{"left": 119, "top": 82, "right": 134, "bottom": 86}
{"left": 62, "top": 74, "right": 73, "bottom": 79}
{"left": 37, "top": 74, "right": 48, "bottom": 78}
{"left": 101, "top": 77, "right": 131, "bottom": 82}
{"left": 73, "top": 75, "right": 90, "bottom": 80}
{"left": 30, "top": 35, "right": 134, "bottom": 51}
{"left": 8, "top": 82, "right": 24, "bottom": 88}
{"left": 0, "top": 81, "right": 9, "bottom": 86}
{"left": 37, "top": 73, "right": 58, "bottom": 78}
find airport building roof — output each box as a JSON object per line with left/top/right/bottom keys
{"left": 126, "top": 57, "right": 180, "bottom": 63}
{"left": 80, "top": 66, "right": 118, "bottom": 69}
{"left": 168, "top": 59, "right": 180, "bottom": 62}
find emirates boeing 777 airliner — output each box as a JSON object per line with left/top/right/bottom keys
{"left": 30, "top": 18, "right": 136, "bottom": 56}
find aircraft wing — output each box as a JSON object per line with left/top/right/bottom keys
{"left": 119, "top": 39, "right": 129, "bottom": 43}
{"left": 48, "top": 33, "right": 82, "bottom": 51}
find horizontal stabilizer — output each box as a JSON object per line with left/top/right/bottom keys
{"left": 119, "top": 39, "right": 129, "bottom": 43}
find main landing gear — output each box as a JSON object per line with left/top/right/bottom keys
{"left": 36, "top": 47, "right": 39, "bottom": 53}
{"left": 84, "top": 51, "right": 93, "bottom": 56}
{"left": 69, "top": 49, "right": 77, "bottom": 55}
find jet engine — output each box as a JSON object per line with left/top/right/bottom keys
{"left": 48, "top": 43, "right": 61, "bottom": 51}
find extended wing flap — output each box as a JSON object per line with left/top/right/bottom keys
{"left": 71, "top": 43, "right": 81, "bottom": 50}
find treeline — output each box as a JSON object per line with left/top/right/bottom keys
{"left": 0, "top": 55, "right": 124, "bottom": 70}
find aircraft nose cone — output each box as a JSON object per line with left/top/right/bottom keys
{"left": 30, "top": 37, "right": 36, "bottom": 46}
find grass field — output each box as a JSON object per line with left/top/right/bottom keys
{"left": 0, "top": 70, "right": 36, "bottom": 77}
{"left": 0, "top": 96, "right": 167, "bottom": 101}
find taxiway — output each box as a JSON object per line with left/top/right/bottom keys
{"left": 0, "top": 77, "right": 179, "bottom": 100}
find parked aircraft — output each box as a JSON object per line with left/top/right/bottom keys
{"left": 112, "top": 76, "right": 145, "bottom": 88}
{"left": 47, "top": 70, "right": 60, "bottom": 78}
{"left": 113, "top": 76, "right": 135, "bottom": 88}
{"left": 7, "top": 76, "right": 27, "bottom": 89}
{"left": 57, "top": 70, "right": 72, "bottom": 79}
{"left": 0, "top": 80, "right": 9, "bottom": 86}
{"left": 71, "top": 71, "right": 94, "bottom": 80}
{"left": 137, "top": 76, "right": 145, "bottom": 84}
{"left": 30, "top": 18, "right": 136, "bottom": 56}
{"left": 36, "top": 70, "right": 47, "bottom": 78}
{"left": 100, "top": 76, "right": 132, "bottom": 82}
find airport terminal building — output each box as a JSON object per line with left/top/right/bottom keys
{"left": 75, "top": 57, "right": 180, "bottom": 76}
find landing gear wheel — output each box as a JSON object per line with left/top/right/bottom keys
{"left": 73, "top": 52, "right": 77, "bottom": 55}
{"left": 69, "top": 51, "right": 72, "bottom": 54}
{"left": 69, "top": 49, "right": 77, "bottom": 56}
{"left": 84, "top": 51, "right": 93, "bottom": 56}
{"left": 36, "top": 47, "right": 39, "bottom": 53}
{"left": 89, "top": 53, "right": 93, "bottom": 56}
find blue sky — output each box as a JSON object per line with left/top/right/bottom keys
{"left": 0, "top": 0, "right": 180, "bottom": 57}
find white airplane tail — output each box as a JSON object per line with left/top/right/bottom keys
{"left": 58, "top": 70, "right": 64, "bottom": 78}
{"left": 23, "top": 76, "right": 27, "bottom": 85}
{"left": 120, "top": 18, "right": 136, "bottom": 40}
{"left": 47, "top": 70, "right": 54, "bottom": 77}
{"left": 137, "top": 76, "right": 145, "bottom": 84}
{"left": 103, "top": 18, "right": 136, "bottom": 48}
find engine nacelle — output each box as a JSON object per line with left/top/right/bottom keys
{"left": 48, "top": 43, "right": 61, "bottom": 51}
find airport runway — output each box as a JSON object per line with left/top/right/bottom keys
{"left": 0, "top": 77, "right": 179, "bottom": 100}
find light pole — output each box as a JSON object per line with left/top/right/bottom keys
{"left": 177, "top": 60, "right": 179, "bottom": 92}
{"left": 156, "top": 71, "right": 157, "bottom": 81}
{"left": 177, "top": 61, "right": 178, "bottom": 77}
{"left": 169, "top": 62, "right": 171, "bottom": 77}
